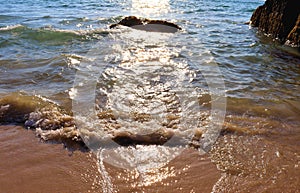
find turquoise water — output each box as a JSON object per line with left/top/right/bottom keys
{"left": 0, "top": 0, "right": 300, "bottom": 192}
{"left": 1, "top": 0, "right": 299, "bottom": 102}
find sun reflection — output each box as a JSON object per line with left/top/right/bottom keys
{"left": 135, "top": 166, "right": 177, "bottom": 187}
{"left": 94, "top": 31, "right": 202, "bottom": 191}
{"left": 131, "top": 0, "right": 170, "bottom": 16}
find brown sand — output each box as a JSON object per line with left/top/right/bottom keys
{"left": 0, "top": 125, "right": 221, "bottom": 193}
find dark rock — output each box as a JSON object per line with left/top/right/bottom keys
{"left": 110, "top": 16, "right": 182, "bottom": 33}
{"left": 112, "top": 129, "right": 174, "bottom": 146}
{"left": 250, "top": 0, "right": 300, "bottom": 47}
{"left": 287, "top": 15, "right": 300, "bottom": 46}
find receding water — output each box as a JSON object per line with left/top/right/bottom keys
{"left": 0, "top": 0, "right": 299, "bottom": 192}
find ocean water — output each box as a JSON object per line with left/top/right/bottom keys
{"left": 0, "top": 0, "right": 300, "bottom": 192}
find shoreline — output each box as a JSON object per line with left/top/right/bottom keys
{"left": 0, "top": 125, "right": 221, "bottom": 193}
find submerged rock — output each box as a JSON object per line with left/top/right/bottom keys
{"left": 250, "top": 0, "right": 300, "bottom": 47}
{"left": 110, "top": 16, "right": 182, "bottom": 33}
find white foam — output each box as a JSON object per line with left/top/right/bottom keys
{"left": 0, "top": 24, "right": 23, "bottom": 31}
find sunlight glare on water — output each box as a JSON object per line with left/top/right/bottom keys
{"left": 1, "top": 0, "right": 299, "bottom": 192}
{"left": 131, "top": 0, "right": 170, "bottom": 16}
{"left": 72, "top": 20, "right": 226, "bottom": 192}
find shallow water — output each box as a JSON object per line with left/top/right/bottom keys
{"left": 0, "top": 0, "right": 300, "bottom": 192}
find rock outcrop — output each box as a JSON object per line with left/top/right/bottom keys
{"left": 250, "top": 0, "right": 300, "bottom": 47}
{"left": 110, "top": 16, "right": 182, "bottom": 33}
{"left": 286, "top": 15, "right": 300, "bottom": 45}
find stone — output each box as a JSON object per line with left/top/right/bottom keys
{"left": 110, "top": 16, "right": 182, "bottom": 33}
{"left": 286, "top": 15, "right": 300, "bottom": 46}
{"left": 250, "top": 0, "right": 300, "bottom": 47}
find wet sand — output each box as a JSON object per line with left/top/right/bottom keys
{"left": 0, "top": 125, "right": 221, "bottom": 193}
{"left": 0, "top": 125, "right": 98, "bottom": 193}
{"left": 1, "top": 118, "right": 299, "bottom": 193}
